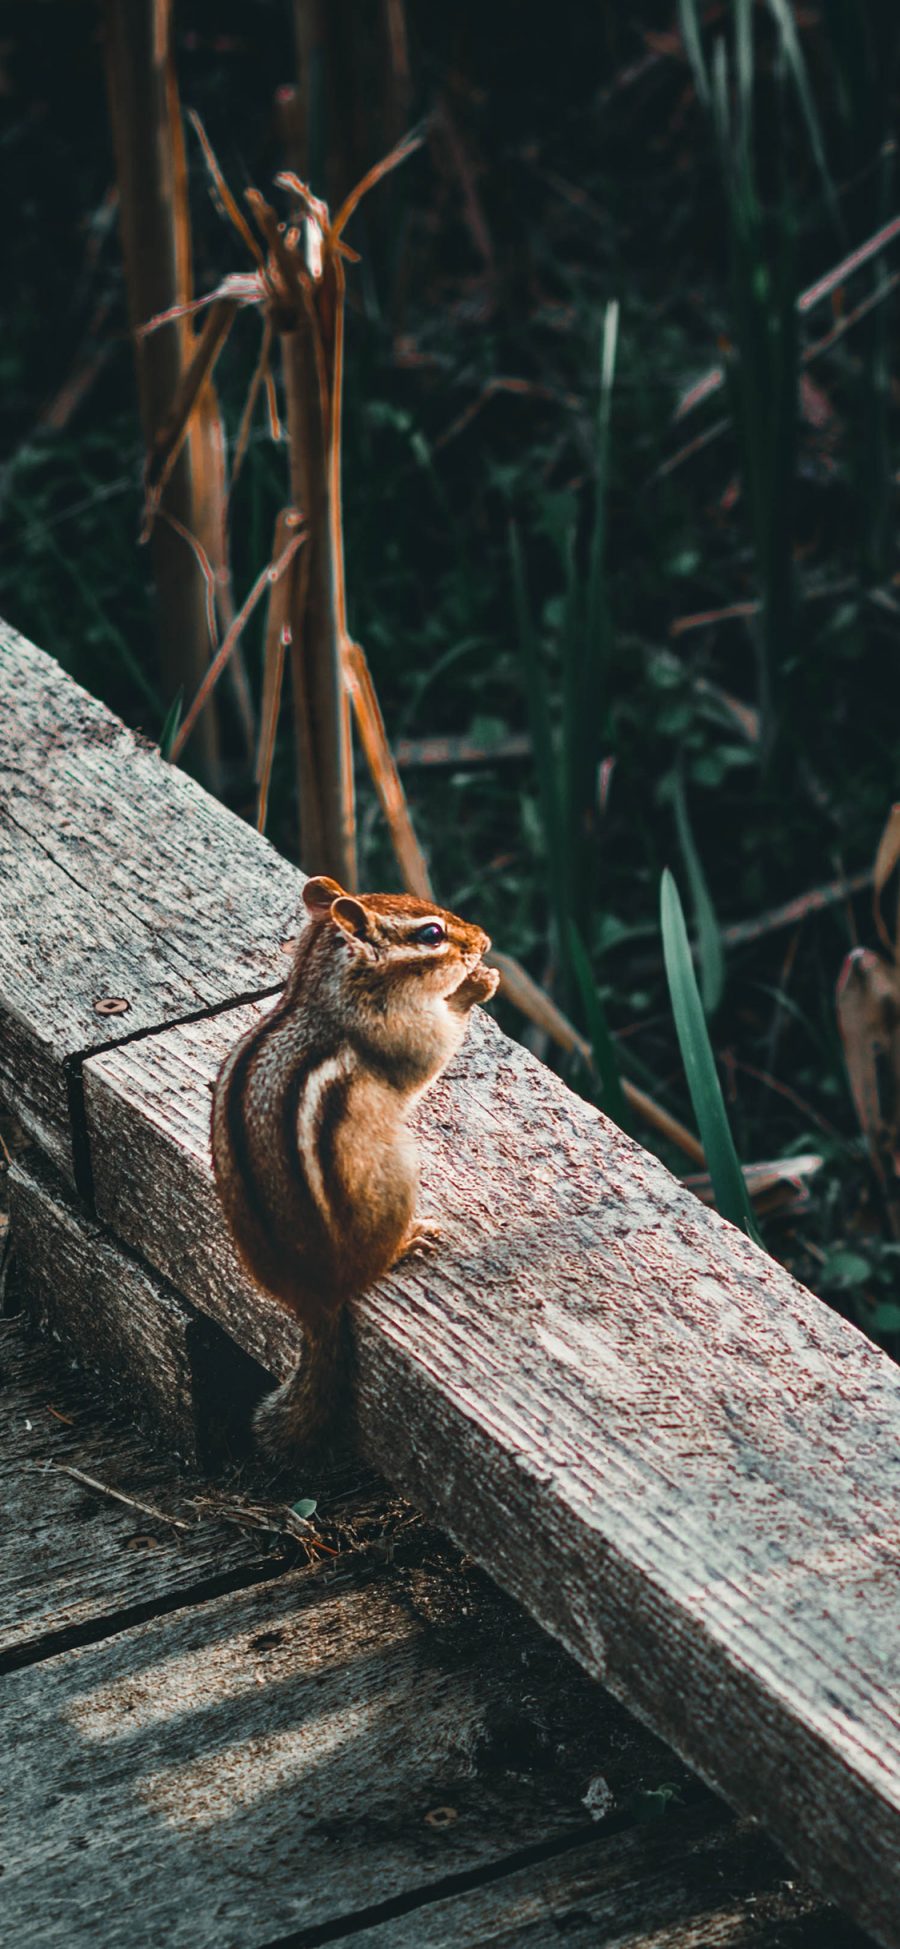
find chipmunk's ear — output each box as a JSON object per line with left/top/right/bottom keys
{"left": 330, "top": 895, "right": 374, "bottom": 951}
{"left": 303, "top": 876, "right": 346, "bottom": 916}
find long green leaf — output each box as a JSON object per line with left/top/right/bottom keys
{"left": 585, "top": 299, "right": 618, "bottom": 737}
{"left": 733, "top": 0, "right": 754, "bottom": 180}
{"left": 567, "top": 917, "right": 629, "bottom": 1131}
{"left": 660, "top": 870, "right": 763, "bottom": 1245}
{"left": 159, "top": 687, "right": 184, "bottom": 762}
{"left": 676, "top": 0, "right": 710, "bottom": 106}
{"left": 766, "top": 0, "right": 843, "bottom": 239}
{"left": 559, "top": 515, "right": 583, "bottom": 909}
{"left": 672, "top": 771, "right": 724, "bottom": 1016}
{"left": 509, "top": 522, "right": 568, "bottom": 944}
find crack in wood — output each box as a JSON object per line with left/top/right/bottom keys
{"left": 62, "top": 981, "right": 286, "bottom": 1206}
{"left": 0, "top": 1560, "right": 286, "bottom": 1678}
{"left": 254, "top": 1820, "right": 615, "bottom": 1949}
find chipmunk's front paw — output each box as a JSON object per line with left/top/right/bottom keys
{"left": 448, "top": 963, "right": 500, "bottom": 1011}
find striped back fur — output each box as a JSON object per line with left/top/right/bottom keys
{"left": 211, "top": 876, "right": 497, "bottom": 1336}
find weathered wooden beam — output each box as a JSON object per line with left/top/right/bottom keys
{"left": 0, "top": 623, "right": 300, "bottom": 1183}
{"left": 84, "top": 1003, "right": 900, "bottom": 1949}
{"left": 7, "top": 1154, "right": 265, "bottom": 1468}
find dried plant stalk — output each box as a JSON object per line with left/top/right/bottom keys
{"left": 128, "top": 109, "right": 702, "bottom": 1181}
{"left": 344, "top": 638, "right": 434, "bottom": 900}
{"left": 170, "top": 526, "right": 306, "bottom": 763}
{"left": 141, "top": 298, "right": 237, "bottom": 537}
{"left": 136, "top": 110, "right": 421, "bottom": 874}
{"left": 837, "top": 946, "right": 900, "bottom": 1234}
{"left": 256, "top": 508, "right": 300, "bottom": 833}
{"left": 282, "top": 300, "right": 356, "bottom": 883}
{"left": 102, "top": 0, "right": 226, "bottom": 783}
{"left": 873, "top": 803, "right": 900, "bottom": 961}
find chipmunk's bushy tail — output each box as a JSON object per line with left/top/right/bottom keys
{"left": 253, "top": 1309, "right": 351, "bottom": 1461}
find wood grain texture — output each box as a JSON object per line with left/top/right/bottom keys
{"left": 2, "top": 1564, "right": 681, "bottom": 1948}
{"left": 85, "top": 1003, "right": 900, "bottom": 1948}
{"left": 85, "top": 1001, "right": 302, "bottom": 1380}
{"left": 0, "top": 1319, "right": 269, "bottom": 1659}
{"left": 322, "top": 1808, "right": 869, "bottom": 1949}
{"left": 7, "top": 1154, "right": 265, "bottom": 1467}
{"left": 0, "top": 1303, "right": 862, "bottom": 1949}
{"left": 0, "top": 621, "right": 301, "bottom": 1179}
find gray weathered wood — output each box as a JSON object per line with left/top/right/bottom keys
{"left": 85, "top": 1003, "right": 301, "bottom": 1381}
{"left": 322, "top": 1809, "right": 868, "bottom": 1948}
{"left": 7, "top": 1154, "right": 264, "bottom": 1467}
{"left": 0, "top": 1297, "right": 862, "bottom": 1949}
{"left": 0, "top": 1319, "right": 269, "bottom": 1658}
{"left": 85, "top": 1003, "right": 900, "bottom": 1949}
{"left": 2, "top": 1563, "right": 683, "bottom": 1948}
{"left": 0, "top": 622, "right": 301, "bottom": 1181}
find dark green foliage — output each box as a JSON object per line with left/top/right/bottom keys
{"left": 2, "top": 1, "right": 899, "bottom": 1342}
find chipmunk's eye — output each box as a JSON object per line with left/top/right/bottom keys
{"left": 414, "top": 922, "right": 446, "bottom": 946}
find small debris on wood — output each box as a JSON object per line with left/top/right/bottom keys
{"left": 33, "top": 1461, "right": 195, "bottom": 1533}
{"left": 582, "top": 1774, "right": 615, "bottom": 1821}
{"left": 186, "top": 1490, "right": 325, "bottom": 1555}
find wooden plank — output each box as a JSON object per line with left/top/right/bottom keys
{"left": 321, "top": 1809, "right": 869, "bottom": 1948}
{"left": 1, "top": 1562, "right": 693, "bottom": 1949}
{"left": 7, "top": 1154, "right": 265, "bottom": 1468}
{"left": 85, "top": 1004, "right": 900, "bottom": 1949}
{"left": 0, "top": 1318, "right": 271, "bottom": 1661}
{"left": 0, "top": 621, "right": 301, "bottom": 1181}
{"left": 7, "top": 1314, "right": 854, "bottom": 1949}
{"left": 0, "top": 1326, "right": 861, "bottom": 1949}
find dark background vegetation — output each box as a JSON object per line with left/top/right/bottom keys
{"left": 3, "top": 3, "right": 900, "bottom": 1339}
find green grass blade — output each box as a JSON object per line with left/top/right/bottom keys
{"left": 597, "top": 299, "right": 619, "bottom": 453}
{"left": 766, "top": 0, "right": 843, "bottom": 238}
{"left": 672, "top": 771, "right": 725, "bottom": 1015}
{"left": 660, "top": 870, "right": 763, "bottom": 1245}
{"left": 559, "top": 514, "right": 582, "bottom": 903}
{"left": 159, "top": 687, "right": 184, "bottom": 761}
{"left": 567, "top": 917, "right": 629, "bottom": 1131}
{"left": 586, "top": 298, "right": 619, "bottom": 718}
{"left": 676, "top": 0, "right": 710, "bottom": 106}
{"left": 509, "top": 521, "right": 568, "bottom": 940}
{"left": 733, "top": 0, "right": 754, "bottom": 179}
{"left": 709, "top": 32, "right": 730, "bottom": 163}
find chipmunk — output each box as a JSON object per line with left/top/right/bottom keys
{"left": 211, "top": 875, "right": 499, "bottom": 1460}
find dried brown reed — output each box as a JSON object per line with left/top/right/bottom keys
{"left": 136, "top": 112, "right": 713, "bottom": 1170}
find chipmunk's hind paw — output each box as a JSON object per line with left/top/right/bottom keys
{"left": 396, "top": 1220, "right": 442, "bottom": 1262}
